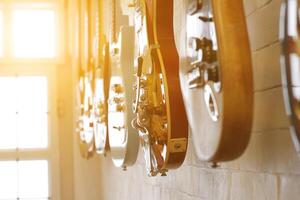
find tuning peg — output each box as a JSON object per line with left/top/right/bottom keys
{"left": 116, "top": 104, "right": 125, "bottom": 112}
{"left": 188, "top": 37, "right": 211, "bottom": 52}
{"left": 112, "top": 84, "right": 124, "bottom": 93}
{"left": 198, "top": 16, "right": 213, "bottom": 22}
{"left": 135, "top": 56, "right": 144, "bottom": 77}
{"left": 204, "top": 65, "right": 219, "bottom": 83}
{"left": 113, "top": 97, "right": 124, "bottom": 104}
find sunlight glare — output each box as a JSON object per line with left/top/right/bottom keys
{"left": 12, "top": 9, "right": 56, "bottom": 58}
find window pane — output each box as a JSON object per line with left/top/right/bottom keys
{"left": 0, "top": 76, "right": 48, "bottom": 150}
{"left": 18, "top": 113, "right": 48, "bottom": 148}
{"left": 0, "top": 161, "right": 18, "bottom": 199}
{"left": 12, "top": 9, "right": 56, "bottom": 58}
{"left": 0, "top": 161, "right": 49, "bottom": 199}
{"left": 18, "top": 160, "right": 49, "bottom": 199}
{"left": 17, "top": 77, "right": 47, "bottom": 113}
{"left": 0, "top": 113, "right": 17, "bottom": 149}
{"left": 0, "top": 77, "right": 17, "bottom": 112}
{"left": 0, "top": 78, "right": 17, "bottom": 149}
{"left": 17, "top": 76, "right": 48, "bottom": 149}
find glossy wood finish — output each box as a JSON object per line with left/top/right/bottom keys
{"left": 180, "top": 0, "right": 253, "bottom": 162}
{"left": 280, "top": 0, "right": 300, "bottom": 153}
{"left": 133, "top": 0, "right": 188, "bottom": 176}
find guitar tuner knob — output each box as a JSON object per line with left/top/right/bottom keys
{"left": 89, "top": 122, "right": 94, "bottom": 128}
{"left": 204, "top": 65, "right": 219, "bottom": 83}
{"left": 135, "top": 56, "right": 144, "bottom": 77}
{"left": 113, "top": 97, "right": 124, "bottom": 104}
{"left": 116, "top": 104, "right": 125, "bottom": 112}
{"left": 98, "top": 102, "right": 104, "bottom": 110}
{"left": 113, "top": 126, "right": 125, "bottom": 131}
{"left": 188, "top": 37, "right": 211, "bottom": 52}
{"left": 113, "top": 47, "right": 119, "bottom": 55}
{"left": 112, "top": 84, "right": 123, "bottom": 93}
{"left": 198, "top": 16, "right": 213, "bottom": 22}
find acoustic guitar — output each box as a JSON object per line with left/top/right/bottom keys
{"left": 107, "top": 0, "right": 139, "bottom": 170}
{"left": 180, "top": 0, "right": 253, "bottom": 163}
{"left": 132, "top": 0, "right": 189, "bottom": 176}
{"left": 280, "top": 0, "right": 300, "bottom": 153}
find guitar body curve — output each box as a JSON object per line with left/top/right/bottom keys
{"left": 108, "top": 26, "right": 139, "bottom": 168}
{"left": 280, "top": 0, "right": 300, "bottom": 153}
{"left": 180, "top": 0, "right": 253, "bottom": 162}
{"left": 133, "top": 0, "right": 188, "bottom": 176}
{"left": 93, "top": 42, "right": 110, "bottom": 155}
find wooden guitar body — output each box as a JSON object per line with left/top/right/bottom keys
{"left": 77, "top": 0, "right": 109, "bottom": 157}
{"left": 108, "top": 26, "right": 139, "bottom": 169}
{"left": 77, "top": 72, "right": 96, "bottom": 159}
{"left": 180, "top": 0, "right": 253, "bottom": 162}
{"left": 132, "top": 0, "right": 188, "bottom": 176}
{"left": 93, "top": 42, "right": 110, "bottom": 154}
{"left": 280, "top": 0, "right": 300, "bottom": 153}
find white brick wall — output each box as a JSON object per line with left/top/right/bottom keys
{"left": 87, "top": 0, "right": 300, "bottom": 199}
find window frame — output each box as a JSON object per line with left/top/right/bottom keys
{"left": 0, "top": 65, "right": 60, "bottom": 200}
{"left": 0, "top": 0, "right": 65, "bottom": 64}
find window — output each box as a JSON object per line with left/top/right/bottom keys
{"left": 0, "top": 73, "right": 58, "bottom": 200}
{"left": 0, "top": 1, "right": 62, "bottom": 62}
{"left": 0, "top": 160, "right": 49, "bottom": 200}
{"left": 0, "top": 76, "right": 48, "bottom": 149}
{"left": 0, "top": 1, "right": 62, "bottom": 199}
{"left": 12, "top": 9, "right": 56, "bottom": 58}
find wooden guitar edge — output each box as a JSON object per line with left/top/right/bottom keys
{"left": 281, "top": 0, "right": 300, "bottom": 154}
{"left": 211, "top": 0, "right": 253, "bottom": 161}
{"left": 150, "top": 0, "right": 189, "bottom": 169}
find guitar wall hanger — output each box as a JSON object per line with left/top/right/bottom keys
{"left": 180, "top": 0, "right": 253, "bottom": 163}
{"left": 280, "top": 0, "right": 300, "bottom": 154}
